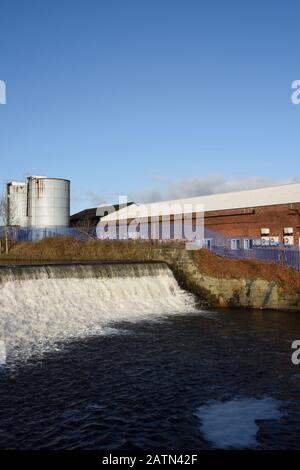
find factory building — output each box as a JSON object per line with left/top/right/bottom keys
{"left": 70, "top": 202, "right": 135, "bottom": 228}
{"left": 99, "top": 183, "right": 300, "bottom": 248}
{"left": 4, "top": 176, "right": 70, "bottom": 228}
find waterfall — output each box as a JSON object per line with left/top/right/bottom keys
{"left": 0, "top": 262, "right": 197, "bottom": 365}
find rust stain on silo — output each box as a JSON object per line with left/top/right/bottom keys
{"left": 36, "top": 178, "right": 44, "bottom": 198}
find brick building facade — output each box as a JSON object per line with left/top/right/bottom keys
{"left": 98, "top": 183, "right": 300, "bottom": 247}
{"left": 203, "top": 203, "right": 300, "bottom": 246}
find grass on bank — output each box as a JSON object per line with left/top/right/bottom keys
{"left": 193, "top": 249, "right": 300, "bottom": 293}
{"left": 1, "top": 236, "right": 300, "bottom": 293}
{"left": 0, "top": 236, "right": 182, "bottom": 262}
{"left": 0, "top": 236, "right": 152, "bottom": 261}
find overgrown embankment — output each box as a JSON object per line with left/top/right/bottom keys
{"left": 152, "top": 246, "right": 300, "bottom": 311}
{"left": 193, "top": 249, "right": 300, "bottom": 294}
{"left": 1, "top": 237, "right": 300, "bottom": 310}
{"left": 0, "top": 237, "right": 160, "bottom": 262}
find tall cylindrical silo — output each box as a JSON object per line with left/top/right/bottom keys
{"left": 27, "top": 176, "right": 70, "bottom": 228}
{"left": 6, "top": 181, "right": 28, "bottom": 227}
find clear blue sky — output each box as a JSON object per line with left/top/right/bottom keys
{"left": 0, "top": 0, "right": 300, "bottom": 212}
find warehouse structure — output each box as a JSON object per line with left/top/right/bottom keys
{"left": 4, "top": 177, "right": 300, "bottom": 249}
{"left": 70, "top": 202, "right": 134, "bottom": 228}
{"left": 98, "top": 183, "right": 300, "bottom": 248}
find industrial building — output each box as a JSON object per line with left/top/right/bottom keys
{"left": 5, "top": 176, "right": 70, "bottom": 228}
{"left": 70, "top": 202, "right": 134, "bottom": 228}
{"left": 4, "top": 177, "right": 300, "bottom": 249}
{"left": 98, "top": 183, "right": 300, "bottom": 248}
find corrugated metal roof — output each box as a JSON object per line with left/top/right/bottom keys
{"left": 100, "top": 182, "right": 300, "bottom": 222}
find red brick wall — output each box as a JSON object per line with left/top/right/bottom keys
{"left": 203, "top": 203, "right": 300, "bottom": 245}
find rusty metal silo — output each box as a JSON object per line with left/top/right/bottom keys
{"left": 27, "top": 176, "right": 70, "bottom": 228}
{"left": 5, "top": 181, "right": 28, "bottom": 227}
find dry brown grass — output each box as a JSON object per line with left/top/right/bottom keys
{"left": 193, "top": 249, "right": 300, "bottom": 293}
{"left": 0, "top": 236, "right": 183, "bottom": 262}
{"left": 2, "top": 237, "right": 300, "bottom": 294}
{"left": 0, "top": 236, "right": 154, "bottom": 262}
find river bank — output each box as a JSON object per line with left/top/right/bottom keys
{"left": 1, "top": 237, "right": 300, "bottom": 310}
{"left": 152, "top": 246, "right": 300, "bottom": 311}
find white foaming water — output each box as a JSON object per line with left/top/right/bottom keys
{"left": 0, "top": 266, "right": 197, "bottom": 364}
{"left": 195, "top": 397, "right": 282, "bottom": 449}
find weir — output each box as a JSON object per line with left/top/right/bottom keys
{"left": 0, "top": 262, "right": 197, "bottom": 364}
{"left": 0, "top": 261, "right": 170, "bottom": 284}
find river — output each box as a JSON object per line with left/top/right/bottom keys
{"left": 0, "top": 263, "right": 299, "bottom": 449}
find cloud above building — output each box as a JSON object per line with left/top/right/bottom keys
{"left": 128, "top": 174, "right": 300, "bottom": 203}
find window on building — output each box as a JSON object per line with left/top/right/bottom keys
{"left": 204, "top": 238, "right": 213, "bottom": 250}
{"left": 231, "top": 239, "right": 241, "bottom": 250}
{"left": 243, "top": 239, "right": 252, "bottom": 250}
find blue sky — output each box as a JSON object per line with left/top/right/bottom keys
{"left": 0, "top": 0, "right": 300, "bottom": 212}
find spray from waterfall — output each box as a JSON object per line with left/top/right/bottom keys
{"left": 0, "top": 263, "right": 198, "bottom": 365}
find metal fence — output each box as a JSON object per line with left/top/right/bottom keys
{"left": 211, "top": 246, "right": 300, "bottom": 271}
{"left": 1, "top": 225, "right": 300, "bottom": 271}
{"left": 0, "top": 226, "right": 92, "bottom": 241}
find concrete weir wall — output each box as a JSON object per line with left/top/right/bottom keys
{"left": 0, "top": 262, "right": 168, "bottom": 284}
{"left": 151, "top": 247, "right": 300, "bottom": 311}
{"left": 0, "top": 249, "right": 299, "bottom": 311}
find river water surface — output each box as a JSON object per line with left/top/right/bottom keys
{"left": 0, "top": 265, "right": 299, "bottom": 450}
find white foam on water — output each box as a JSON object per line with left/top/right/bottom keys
{"left": 195, "top": 397, "right": 282, "bottom": 449}
{"left": 0, "top": 268, "right": 198, "bottom": 364}
{"left": 0, "top": 340, "right": 6, "bottom": 365}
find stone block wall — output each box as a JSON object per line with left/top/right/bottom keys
{"left": 151, "top": 246, "right": 300, "bottom": 311}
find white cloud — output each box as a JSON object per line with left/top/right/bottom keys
{"left": 85, "top": 190, "right": 107, "bottom": 207}
{"left": 128, "top": 174, "right": 299, "bottom": 203}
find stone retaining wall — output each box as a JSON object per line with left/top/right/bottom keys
{"left": 151, "top": 246, "right": 300, "bottom": 311}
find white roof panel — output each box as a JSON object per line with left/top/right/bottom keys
{"left": 100, "top": 183, "right": 300, "bottom": 222}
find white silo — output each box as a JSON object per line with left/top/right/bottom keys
{"left": 5, "top": 181, "right": 28, "bottom": 227}
{"left": 27, "top": 176, "right": 70, "bottom": 228}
